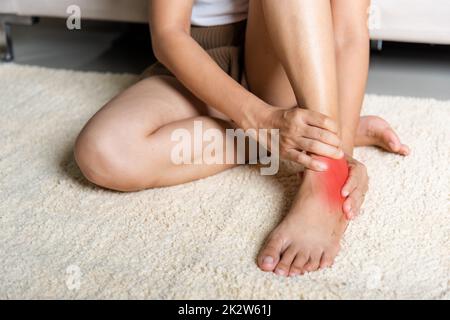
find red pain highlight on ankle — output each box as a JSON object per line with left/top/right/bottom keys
{"left": 315, "top": 156, "right": 349, "bottom": 207}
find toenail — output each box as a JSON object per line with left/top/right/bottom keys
{"left": 262, "top": 256, "right": 274, "bottom": 265}
{"left": 275, "top": 269, "right": 286, "bottom": 276}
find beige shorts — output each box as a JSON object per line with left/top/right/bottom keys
{"left": 141, "top": 21, "right": 247, "bottom": 86}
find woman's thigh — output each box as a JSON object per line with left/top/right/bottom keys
{"left": 244, "top": 0, "right": 297, "bottom": 108}
{"left": 75, "top": 75, "right": 234, "bottom": 191}
{"left": 81, "top": 75, "right": 227, "bottom": 137}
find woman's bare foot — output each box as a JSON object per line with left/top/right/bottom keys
{"left": 356, "top": 116, "right": 410, "bottom": 155}
{"left": 257, "top": 158, "right": 349, "bottom": 276}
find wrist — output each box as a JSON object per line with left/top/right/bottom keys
{"left": 239, "top": 98, "right": 272, "bottom": 131}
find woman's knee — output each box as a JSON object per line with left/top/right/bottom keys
{"left": 74, "top": 126, "right": 153, "bottom": 192}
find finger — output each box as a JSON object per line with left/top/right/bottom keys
{"left": 343, "top": 197, "right": 355, "bottom": 220}
{"left": 304, "top": 111, "right": 339, "bottom": 133}
{"left": 304, "top": 126, "right": 341, "bottom": 148}
{"left": 344, "top": 189, "right": 365, "bottom": 220}
{"left": 299, "top": 138, "right": 344, "bottom": 159}
{"left": 352, "top": 189, "right": 366, "bottom": 217}
{"left": 285, "top": 149, "right": 328, "bottom": 171}
{"left": 342, "top": 171, "right": 358, "bottom": 197}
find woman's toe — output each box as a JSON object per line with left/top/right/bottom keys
{"left": 399, "top": 144, "right": 410, "bottom": 156}
{"left": 289, "top": 252, "right": 309, "bottom": 276}
{"left": 303, "top": 250, "right": 322, "bottom": 272}
{"left": 274, "top": 246, "right": 297, "bottom": 276}
{"left": 383, "top": 130, "right": 401, "bottom": 153}
{"left": 257, "top": 235, "right": 284, "bottom": 272}
{"left": 319, "top": 251, "right": 335, "bottom": 269}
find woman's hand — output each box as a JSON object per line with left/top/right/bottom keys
{"left": 256, "top": 106, "right": 344, "bottom": 171}
{"left": 341, "top": 155, "right": 369, "bottom": 220}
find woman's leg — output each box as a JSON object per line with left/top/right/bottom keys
{"left": 247, "top": 0, "right": 410, "bottom": 276}
{"left": 74, "top": 76, "right": 237, "bottom": 191}
{"left": 245, "top": 0, "right": 408, "bottom": 156}
{"left": 246, "top": 0, "right": 352, "bottom": 275}
{"left": 331, "top": 0, "right": 409, "bottom": 155}
{"left": 332, "top": 0, "right": 369, "bottom": 154}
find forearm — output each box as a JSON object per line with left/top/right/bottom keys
{"left": 153, "top": 30, "right": 267, "bottom": 130}
{"left": 260, "top": 0, "right": 340, "bottom": 124}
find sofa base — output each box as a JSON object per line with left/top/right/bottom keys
{"left": 0, "top": 15, "right": 37, "bottom": 62}
{"left": 370, "top": 40, "right": 384, "bottom": 52}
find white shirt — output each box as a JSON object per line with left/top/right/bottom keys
{"left": 191, "top": 0, "right": 249, "bottom": 26}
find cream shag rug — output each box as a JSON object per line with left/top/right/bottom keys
{"left": 0, "top": 64, "right": 448, "bottom": 299}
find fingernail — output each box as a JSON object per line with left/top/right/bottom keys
{"left": 337, "top": 150, "right": 345, "bottom": 158}
{"left": 342, "top": 190, "right": 349, "bottom": 197}
{"left": 316, "top": 162, "right": 328, "bottom": 171}
{"left": 347, "top": 211, "right": 353, "bottom": 219}
{"left": 263, "top": 256, "right": 274, "bottom": 266}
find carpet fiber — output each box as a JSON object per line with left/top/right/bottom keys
{"left": 0, "top": 64, "right": 448, "bottom": 299}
